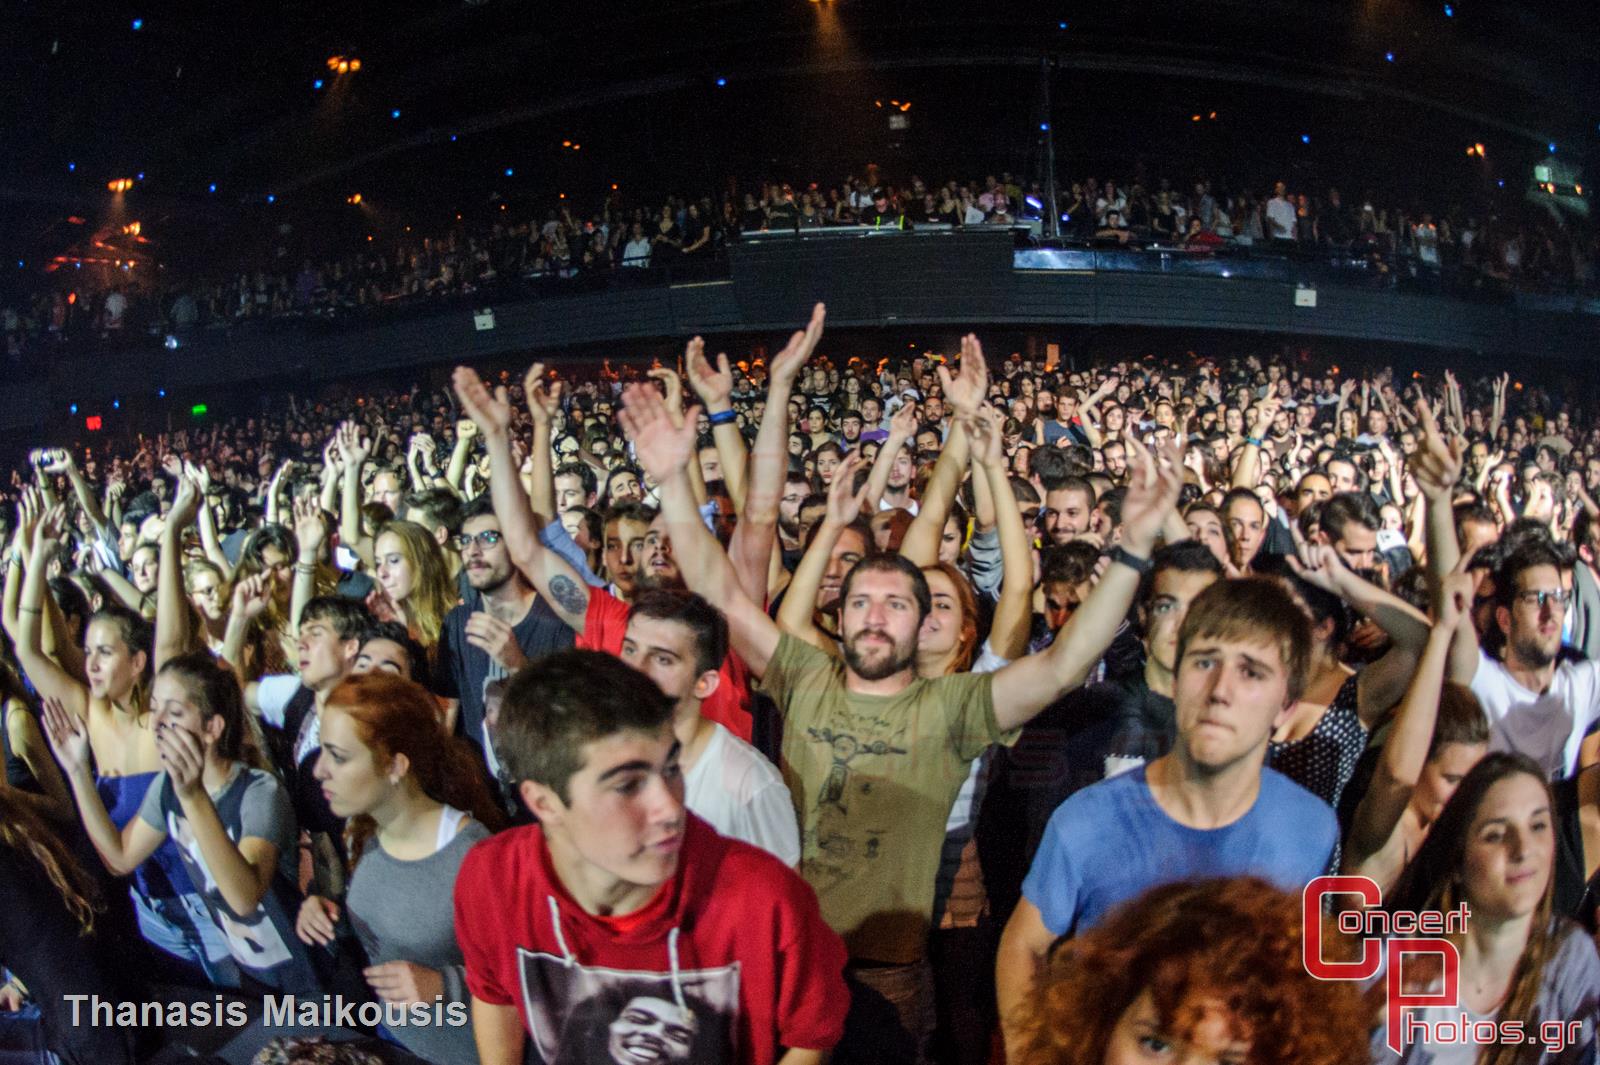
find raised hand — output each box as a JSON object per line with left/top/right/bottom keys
{"left": 13, "top": 485, "right": 40, "bottom": 552}
{"left": 168, "top": 474, "right": 202, "bottom": 529}
{"left": 768, "top": 302, "right": 827, "bottom": 389}
{"left": 887, "top": 400, "right": 918, "bottom": 442}
{"left": 1119, "top": 433, "right": 1185, "bottom": 555}
{"left": 32, "top": 503, "right": 65, "bottom": 554}
{"left": 464, "top": 612, "right": 529, "bottom": 671}
{"left": 41, "top": 696, "right": 90, "bottom": 776}
{"left": 684, "top": 337, "right": 735, "bottom": 411}
{"left": 965, "top": 403, "right": 1006, "bottom": 468}
{"left": 293, "top": 496, "right": 327, "bottom": 557}
{"left": 824, "top": 452, "right": 871, "bottom": 527}
{"left": 38, "top": 449, "right": 72, "bottom": 476}
{"left": 1435, "top": 569, "right": 1474, "bottom": 630}
{"left": 1250, "top": 397, "right": 1281, "bottom": 439}
{"left": 1412, "top": 399, "right": 1463, "bottom": 501}
{"left": 523, "top": 363, "right": 564, "bottom": 425}
{"left": 452, "top": 367, "right": 514, "bottom": 439}
{"left": 364, "top": 960, "right": 444, "bottom": 1007}
{"left": 161, "top": 453, "right": 183, "bottom": 482}
{"left": 937, "top": 334, "right": 990, "bottom": 418}
{"left": 646, "top": 367, "right": 686, "bottom": 428}
{"left": 1288, "top": 541, "right": 1351, "bottom": 596}
{"left": 335, "top": 421, "right": 372, "bottom": 471}
{"left": 456, "top": 418, "right": 479, "bottom": 443}
{"left": 231, "top": 573, "right": 272, "bottom": 622}
{"left": 617, "top": 383, "right": 700, "bottom": 484}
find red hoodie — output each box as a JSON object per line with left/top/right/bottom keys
{"left": 455, "top": 813, "right": 849, "bottom": 1065}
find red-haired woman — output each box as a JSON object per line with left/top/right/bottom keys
{"left": 1011, "top": 876, "right": 1372, "bottom": 1065}
{"left": 298, "top": 673, "right": 505, "bottom": 1064}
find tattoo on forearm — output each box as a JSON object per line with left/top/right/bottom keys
{"left": 549, "top": 575, "right": 588, "bottom": 616}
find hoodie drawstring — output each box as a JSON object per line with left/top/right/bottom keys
{"left": 547, "top": 896, "right": 576, "bottom": 967}
{"left": 666, "top": 927, "right": 688, "bottom": 1015}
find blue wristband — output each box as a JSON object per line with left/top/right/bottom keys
{"left": 708, "top": 409, "right": 737, "bottom": 427}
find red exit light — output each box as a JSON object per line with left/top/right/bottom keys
{"left": 85, "top": 416, "right": 102, "bottom": 431}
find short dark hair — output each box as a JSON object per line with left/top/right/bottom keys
{"left": 1140, "top": 540, "right": 1225, "bottom": 606}
{"left": 359, "top": 619, "right": 431, "bottom": 687}
{"left": 403, "top": 488, "right": 463, "bottom": 538}
{"left": 1319, "top": 492, "right": 1380, "bottom": 543}
{"left": 300, "top": 596, "right": 371, "bottom": 641}
{"left": 495, "top": 650, "right": 676, "bottom": 804}
{"left": 1051, "top": 475, "right": 1098, "bottom": 509}
{"left": 1494, "top": 541, "right": 1569, "bottom": 609}
{"left": 459, "top": 493, "right": 497, "bottom": 524}
{"left": 602, "top": 501, "right": 658, "bottom": 531}
{"left": 838, "top": 553, "right": 932, "bottom": 625}
{"left": 627, "top": 590, "right": 728, "bottom": 677}
{"left": 1430, "top": 683, "right": 1489, "bottom": 759}
{"left": 1041, "top": 542, "right": 1100, "bottom": 587}
{"left": 1030, "top": 447, "right": 1076, "bottom": 492}
{"left": 553, "top": 461, "right": 598, "bottom": 496}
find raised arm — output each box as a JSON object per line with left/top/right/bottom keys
{"left": 523, "top": 364, "right": 563, "bottom": 523}
{"left": 191, "top": 465, "right": 234, "bottom": 579}
{"left": 727, "top": 303, "right": 826, "bottom": 605}
{"left": 221, "top": 575, "right": 271, "bottom": 683}
{"left": 1410, "top": 402, "right": 1479, "bottom": 684}
{"left": 779, "top": 453, "right": 869, "bottom": 653}
{"left": 903, "top": 334, "right": 986, "bottom": 566}
{"left": 446, "top": 419, "right": 478, "bottom": 496}
{"left": 41, "top": 452, "right": 109, "bottom": 541}
{"left": 154, "top": 475, "right": 203, "bottom": 672}
{"left": 1230, "top": 397, "right": 1279, "bottom": 489}
{"left": 968, "top": 405, "right": 1033, "bottom": 660}
{"left": 620, "top": 384, "right": 782, "bottom": 677}
{"left": 13, "top": 507, "right": 88, "bottom": 722}
{"left": 1289, "top": 542, "right": 1430, "bottom": 726}
{"left": 861, "top": 403, "right": 917, "bottom": 513}
{"left": 1344, "top": 577, "right": 1469, "bottom": 872}
{"left": 336, "top": 422, "right": 374, "bottom": 569}
{"left": 685, "top": 338, "right": 749, "bottom": 514}
{"left": 41, "top": 699, "right": 164, "bottom": 876}
{"left": 990, "top": 433, "right": 1184, "bottom": 729}
{"left": 159, "top": 724, "right": 277, "bottom": 916}
{"left": 290, "top": 496, "right": 327, "bottom": 636}
{"left": 454, "top": 367, "right": 590, "bottom": 633}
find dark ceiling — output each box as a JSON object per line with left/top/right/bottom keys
{"left": 3, "top": 0, "right": 1596, "bottom": 273}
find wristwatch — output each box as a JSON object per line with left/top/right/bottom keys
{"left": 1108, "top": 545, "right": 1152, "bottom": 574}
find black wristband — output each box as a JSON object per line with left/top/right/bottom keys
{"left": 1109, "top": 545, "right": 1153, "bottom": 574}
{"left": 708, "top": 409, "right": 737, "bottom": 427}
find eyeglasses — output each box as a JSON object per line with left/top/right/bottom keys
{"left": 455, "top": 530, "right": 504, "bottom": 551}
{"left": 1515, "top": 589, "right": 1571, "bottom": 610}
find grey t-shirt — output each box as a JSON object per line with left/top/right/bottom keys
{"left": 346, "top": 815, "right": 491, "bottom": 1064}
{"left": 137, "top": 764, "right": 319, "bottom": 991}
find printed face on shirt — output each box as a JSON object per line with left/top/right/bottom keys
{"left": 459, "top": 514, "right": 515, "bottom": 593}
{"left": 608, "top": 995, "right": 696, "bottom": 1064}
{"left": 374, "top": 531, "right": 416, "bottom": 603}
{"left": 1173, "top": 634, "right": 1294, "bottom": 772}
{"left": 353, "top": 637, "right": 412, "bottom": 680}
{"left": 537, "top": 726, "right": 687, "bottom": 891}
{"left": 839, "top": 569, "right": 922, "bottom": 681}
{"left": 622, "top": 615, "right": 718, "bottom": 710}
{"left": 1459, "top": 773, "right": 1554, "bottom": 922}
{"left": 1104, "top": 990, "right": 1249, "bottom": 1065}
{"left": 313, "top": 706, "right": 392, "bottom": 819}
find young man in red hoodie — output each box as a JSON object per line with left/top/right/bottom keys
{"left": 454, "top": 648, "right": 849, "bottom": 1065}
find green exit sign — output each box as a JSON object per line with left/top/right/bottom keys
{"left": 191, "top": 403, "right": 208, "bottom": 416}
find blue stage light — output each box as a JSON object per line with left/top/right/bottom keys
{"left": 716, "top": 77, "right": 727, "bottom": 87}
{"left": 208, "top": 183, "right": 217, "bottom": 193}
{"left": 1301, "top": 134, "right": 1311, "bottom": 144}
{"left": 313, "top": 78, "right": 324, "bottom": 89}
{"left": 1385, "top": 52, "right": 1395, "bottom": 62}
{"left": 391, "top": 109, "right": 401, "bottom": 119}
{"left": 1443, "top": 4, "right": 1453, "bottom": 15}
{"left": 131, "top": 18, "right": 143, "bottom": 30}
{"left": 504, "top": 167, "right": 514, "bottom": 177}
{"left": 267, "top": 194, "right": 276, "bottom": 203}
{"left": 69, "top": 404, "right": 78, "bottom": 415}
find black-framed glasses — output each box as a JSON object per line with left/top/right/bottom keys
{"left": 456, "top": 530, "right": 504, "bottom": 551}
{"left": 1515, "top": 589, "right": 1571, "bottom": 610}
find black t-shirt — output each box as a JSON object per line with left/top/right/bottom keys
{"left": 434, "top": 595, "right": 576, "bottom": 766}
{"left": 979, "top": 671, "right": 1175, "bottom": 921}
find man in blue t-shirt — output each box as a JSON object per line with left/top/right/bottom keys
{"left": 995, "top": 576, "right": 1338, "bottom": 1054}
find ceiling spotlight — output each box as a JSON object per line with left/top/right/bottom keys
{"left": 1385, "top": 51, "right": 1395, "bottom": 62}
{"left": 208, "top": 183, "right": 217, "bottom": 193}
{"left": 1300, "top": 134, "right": 1311, "bottom": 144}
{"left": 313, "top": 78, "right": 324, "bottom": 89}
{"left": 716, "top": 77, "right": 727, "bottom": 87}
{"left": 391, "top": 109, "right": 401, "bottom": 119}
{"left": 131, "top": 18, "right": 143, "bottom": 30}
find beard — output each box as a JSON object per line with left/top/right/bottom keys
{"left": 1511, "top": 632, "right": 1558, "bottom": 670}
{"left": 634, "top": 565, "right": 685, "bottom": 593}
{"left": 841, "top": 627, "right": 915, "bottom": 681}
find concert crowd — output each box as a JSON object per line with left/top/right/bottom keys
{"left": 0, "top": 305, "right": 1597, "bottom": 1065}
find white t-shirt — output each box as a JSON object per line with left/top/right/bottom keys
{"left": 683, "top": 723, "right": 801, "bottom": 866}
{"left": 1469, "top": 650, "right": 1600, "bottom": 780}
{"left": 621, "top": 238, "right": 653, "bottom": 267}
{"left": 1265, "top": 196, "right": 1297, "bottom": 239}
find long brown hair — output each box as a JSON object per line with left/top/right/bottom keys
{"left": 0, "top": 793, "right": 102, "bottom": 934}
{"left": 324, "top": 674, "right": 506, "bottom": 862}
{"left": 1388, "top": 752, "right": 1562, "bottom": 1065}
{"left": 374, "top": 520, "right": 456, "bottom": 649}
{"left": 921, "top": 562, "right": 978, "bottom": 675}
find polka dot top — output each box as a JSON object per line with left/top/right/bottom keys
{"left": 1267, "top": 673, "right": 1365, "bottom": 812}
